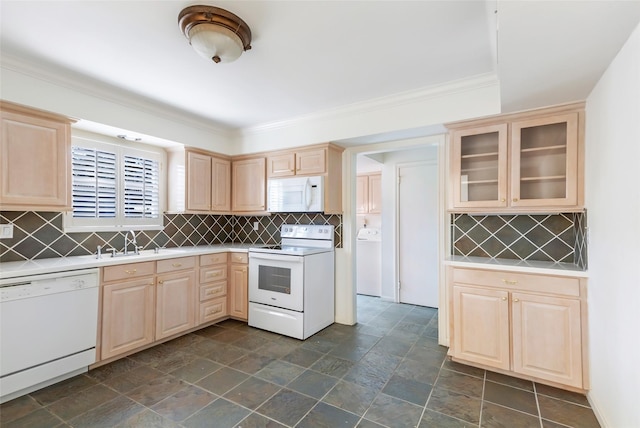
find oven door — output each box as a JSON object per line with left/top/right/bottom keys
{"left": 249, "top": 252, "right": 304, "bottom": 312}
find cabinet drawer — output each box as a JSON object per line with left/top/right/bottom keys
{"left": 200, "top": 281, "right": 227, "bottom": 301}
{"left": 102, "top": 261, "right": 155, "bottom": 282}
{"left": 156, "top": 256, "right": 196, "bottom": 274}
{"left": 200, "top": 252, "right": 228, "bottom": 266}
{"left": 452, "top": 268, "right": 581, "bottom": 297}
{"left": 199, "top": 297, "right": 227, "bottom": 324}
{"left": 200, "top": 265, "right": 227, "bottom": 283}
{"left": 230, "top": 252, "right": 248, "bottom": 264}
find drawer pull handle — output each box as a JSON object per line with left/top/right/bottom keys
{"left": 502, "top": 279, "right": 518, "bottom": 285}
{"left": 209, "top": 271, "right": 221, "bottom": 277}
{"left": 172, "top": 263, "right": 182, "bottom": 268}
{"left": 125, "top": 269, "right": 137, "bottom": 275}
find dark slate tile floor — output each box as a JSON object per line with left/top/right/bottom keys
{"left": 0, "top": 295, "right": 600, "bottom": 428}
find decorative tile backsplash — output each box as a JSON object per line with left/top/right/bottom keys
{"left": 0, "top": 211, "right": 342, "bottom": 263}
{"left": 451, "top": 212, "right": 587, "bottom": 268}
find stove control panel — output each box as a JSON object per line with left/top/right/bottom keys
{"left": 280, "top": 224, "right": 334, "bottom": 240}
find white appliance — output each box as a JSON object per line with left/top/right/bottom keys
{"left": 249, "top": 224, "right": 335, "bottom": 339}
{"left": 267, "top": 176, "right": 324, "bottom": 212}
{"left": 356, "top": 227, "right": 382, "bottom": 296}
{"left": 0, "top": 269, "right": 99, "bottom": 403}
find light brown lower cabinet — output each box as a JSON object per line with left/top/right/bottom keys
{"left": 228, "top": 253, "right": 249, "bottom": 320}
{"left": 449, "top": 266, "right": 588, "bottom": 391}
{"left": 101, "top": 275, "right": 155, "bottom": 360}
{"left": 100, "top": 258, "right": 196, "bottom": 360}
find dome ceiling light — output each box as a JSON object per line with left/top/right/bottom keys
{"left": 178, "top": 5, "right": 252, "bottom": 64}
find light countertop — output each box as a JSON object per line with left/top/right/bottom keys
{"left": 0, "top": 244, "right": 255, "bottom": 280}
{"left": 444, "top": 255, "right": 588, "bottom": 278}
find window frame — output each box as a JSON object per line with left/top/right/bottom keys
{"left": 64, "top": 134, "right": 167, "bottom": 233}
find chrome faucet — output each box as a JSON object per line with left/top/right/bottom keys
{"left": 123, "top": 230, "right": 138, "bottom": 255}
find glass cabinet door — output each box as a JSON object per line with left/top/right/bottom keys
{"left": 510, "top": 113, "right": 578, "bottom": 207}
{"left": 451, "top": 124, "right": 508, "bottom": 208}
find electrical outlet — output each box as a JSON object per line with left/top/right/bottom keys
{"left": 0, "top": 224, "right": 14, "bottom": 239}
{"left": 253, "top": 221, "right": 259, "bottom": 231}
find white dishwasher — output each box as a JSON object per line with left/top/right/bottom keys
{"left": 0, "top": 268, "right": 99, "bottom": 403}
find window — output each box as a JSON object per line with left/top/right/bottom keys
{"left": 64, "top": 136, "right": 165, "bottom": 232}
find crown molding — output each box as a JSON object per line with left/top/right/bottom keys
{"left": 0, "top": 52, "right": 235, "bottom": 139}
{"left": 241, "top": 73, "right": 500, "bottom": 137}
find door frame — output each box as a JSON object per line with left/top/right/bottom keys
{"left": 340, "top": 133, "right": 450, "bottom": 346}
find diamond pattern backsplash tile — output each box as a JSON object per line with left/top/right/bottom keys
{"left": 451, "top": 212, "right": 587, "bottom": 268}
{"left": 0, "top": 211, "right": 343, "bottom": 263}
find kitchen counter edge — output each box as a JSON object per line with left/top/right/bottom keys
{"left": 444, "top": 256, "right": 588, "bottom": 278}
{"left": 0, "top": 244, "right": 255, "bottom": 280}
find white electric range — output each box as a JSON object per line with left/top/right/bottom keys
{"left": 248, "top": 224, "right": 335, "bottom": 339}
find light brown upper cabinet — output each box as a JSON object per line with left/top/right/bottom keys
{"left": 0, "top": 101, "right": 75, "bottom": 211}
{"left": 357, "top": 172, "right": 382, "bottom": 214}
{"left": 267, "top": 146, "right": 330, "bottom": 177}
{"left": 168, "top": 147, "right": 231, "bottom": 214}
{"left": 447, "top": 102, "right": 585, "bottom": 213}
{"left": 186, "top": 150, "right": 231, "bottom": 213}
{"left": 232, "top": 156, "right": 266, "bottom": 213}
{"left": 266, "top": 143, "right": 344, "bottom": 214}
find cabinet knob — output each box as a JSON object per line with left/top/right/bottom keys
{"left": 501, "top": 297, "right": 507, "bottom": 301}
{"left": 513, "top": 198, "right": 519, "bottom": 202}
{"left": 500, "top": 198, "right": 506, "bottom": 202}
{"left": 513, "top": 298, "right": 520, "bottom": 302}
{"left": 158, "top": 280, "right": 164, "bottom": 284}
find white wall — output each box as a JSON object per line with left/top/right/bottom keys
{"left": 585, "top": 23, "right": 640, "bottom": 428}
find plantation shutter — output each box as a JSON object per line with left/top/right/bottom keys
{"left": 123, "top": 155, "right": 160, "bottom": 219}
{"left": 71, "top": 146, "right": 117, "bottom": 218}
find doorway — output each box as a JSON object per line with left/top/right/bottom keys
{"left": 397, "top": 161, "right": 439, "bottom": 307}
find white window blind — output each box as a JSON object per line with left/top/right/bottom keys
{"left": 123, "top": 155, "right": 160, "bottom": 219}
{"left": 65, "top": 137, "right": 165, "bottom": 232}
{"left": 71, "top": 147, "right": 117, "bottom": 218}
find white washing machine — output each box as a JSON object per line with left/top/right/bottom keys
{"left": 356, "top": 228, "right": 381, "bottom": 296}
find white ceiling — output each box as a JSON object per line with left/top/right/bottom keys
{"left": 1, "top": 1, "right": 639, "bottom": 142}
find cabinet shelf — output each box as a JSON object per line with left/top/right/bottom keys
{"left": 461, "top": 166, "right": 498, "bottom": 173}
{"left": 520, "top": 175, "right": 566, "bottom": 182}
{"left": 461, "top": 151, "right": 499, "bottom": 160}
{"left": 462, "top": 179, "right": 499, "bottom": 185}
{"left": 520, "top": 145, "right": 566, "bottom": 154}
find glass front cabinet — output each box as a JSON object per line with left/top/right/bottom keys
{"left": 448, "top": 103, "right": 584, "bottom": 213}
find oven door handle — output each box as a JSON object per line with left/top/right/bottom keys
{"left": 249, "top": 253, "right": 304, "bottom": 263}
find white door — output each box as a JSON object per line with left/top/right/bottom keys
{"left": 398, "top": 162, "right": 438, "bottom": 307}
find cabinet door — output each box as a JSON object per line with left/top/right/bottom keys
{"left": 228, "top": 264, "right": 248, "bottom": 320}
{"left": 101, "top": 278, "right": 155, "bottom": 359}
{"left": 232, "top": 158, "right": 266, "bottom": 212}
{"left": 356, "top": 175, "right": 369, "bottom": 214}
{"left": 267, "top": 153, "right": 295, "bottom": 177}
{"left": 186, "top": 151, "right": 212, "bottom": 211}
{"left": 296, "top": 149, "right": 326, "bottom": 175}
{"left": 452, "top": 285, "right": 510, "bottom": 370}
{"left": 368, "top": 173, "right": 382, "bottom": 214}
{"left": 211, "top": 156, "right": 231, "bottom": 212}
{"left": 156, "top": 271, "right": 196, "bottom": 340}
{"left": 0, "top": 110, "right": 70, "bottom": 210}
{"left": 450, "top": 124, "right": 508, "bottom": 209}
{"left": 512, "top": 292, "right": 583, "bottom": 388}
{"left": 510, "top": 113, "right": 579, "bottom": 208}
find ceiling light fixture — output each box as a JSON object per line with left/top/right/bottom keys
{"left": 178, "top": 5, "right": 252, "bottom": 64}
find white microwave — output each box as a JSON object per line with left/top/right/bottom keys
{"left": 267, "top": 176, "right": 324, "bottom": 212}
